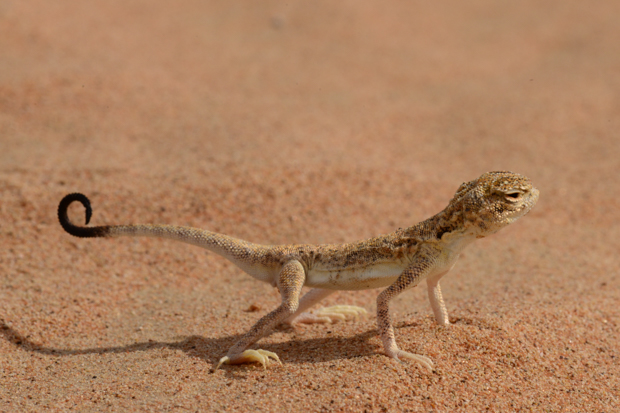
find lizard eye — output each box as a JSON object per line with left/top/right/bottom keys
{"left": 504, "top": 191, "right": 522, "bottom": 202}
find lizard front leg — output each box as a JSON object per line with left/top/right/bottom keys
{"left": 427, "top": 276, "right": 450, "bottom": 326}
{"left": 215, "top": 260, "right": 305, "bottom": 370}
{"left": 377, "top": 250, "right": 437, "bottom": 372}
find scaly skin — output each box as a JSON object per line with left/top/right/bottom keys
{"left": 58, "top": 171, "right": 539, "bottom": 371}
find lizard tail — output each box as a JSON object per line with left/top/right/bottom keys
{"left": 58, "top": 193, "right": 108, "bottom": 238}
{"left": 57, "top": 193, "right": 268, "bottom": 266}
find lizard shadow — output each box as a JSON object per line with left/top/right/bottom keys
{"left": 0, "top": 317, "right": 383, "bottom": 373}
{"left": 1, "top": 314, "right": 489, "bottom": 376}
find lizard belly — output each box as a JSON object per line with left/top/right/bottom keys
{"left": 305, "top": 261, "right": 408, "bottom": 291}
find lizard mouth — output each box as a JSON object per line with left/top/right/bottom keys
{"left": 523, "top": 187, "right": 540, "bottom": 212}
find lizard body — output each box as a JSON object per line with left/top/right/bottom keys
{"left": 58, "top": 171, "right": 538, "bottom": 371}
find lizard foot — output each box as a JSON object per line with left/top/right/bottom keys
{"left": 390, "top": 349, "right": 434, "bottom": 372}
{"left": 293, "top": 305, "right": 368, "bottom": 324}
{"left": 214, "top": 349, "right": 282, "bottom": 371}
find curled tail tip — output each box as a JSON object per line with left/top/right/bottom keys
{"left": 58, "top": 193, "right": 102, "bottom": 237}
{"left": 59, "top": 192, "right": 92, "bottom": 221}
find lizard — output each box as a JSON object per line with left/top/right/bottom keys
{"left": 57, "top": 171, "right": 539, "bottom": 372}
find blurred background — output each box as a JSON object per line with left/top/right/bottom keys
{"left": 1, "top": 1, "right": 619, "bottom": 410}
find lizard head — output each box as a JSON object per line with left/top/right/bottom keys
{"left": 450, "top": 171, "right": 539, "bottom": 236}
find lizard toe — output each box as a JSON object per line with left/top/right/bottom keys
{"left": 393, "top": 350, "right": 434, "bottom": 372}
{"left": 214, "top": 349, "right": 282, "bottom": 371}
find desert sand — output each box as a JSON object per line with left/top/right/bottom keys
{"left": 1, "top": 1, "right": 619, "bottom": 411}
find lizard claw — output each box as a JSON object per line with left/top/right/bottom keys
{"left": 214, "top": 349, "right": 282, "bottom": 371}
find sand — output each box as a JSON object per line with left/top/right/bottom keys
{"left": 1, "top": 1, "right": 619, "bottom": 411}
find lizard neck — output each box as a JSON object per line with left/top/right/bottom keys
{"left": 427, "top": 207, "right": 480, "bottom": 255}
{"left": 399, "top": 203, "right": 481, "bottom": 245}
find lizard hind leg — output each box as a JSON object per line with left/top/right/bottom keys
{"left": 284, "top": 288, "right": 367, "bottom": 325}
{"left": 309, "top": 305, "right": 367, "bottom": 323}
{"left": 291, "top": 304, "right": 368, "bottom": 325}
{"left": 214, "top": 260, "right": 305, "bottom": 370}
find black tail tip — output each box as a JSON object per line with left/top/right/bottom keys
{"left": 59, "top": 193, "right": 92, "bottom": 225}
{"left": 58, "top": 193, "right": 97, "bottom": 237}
